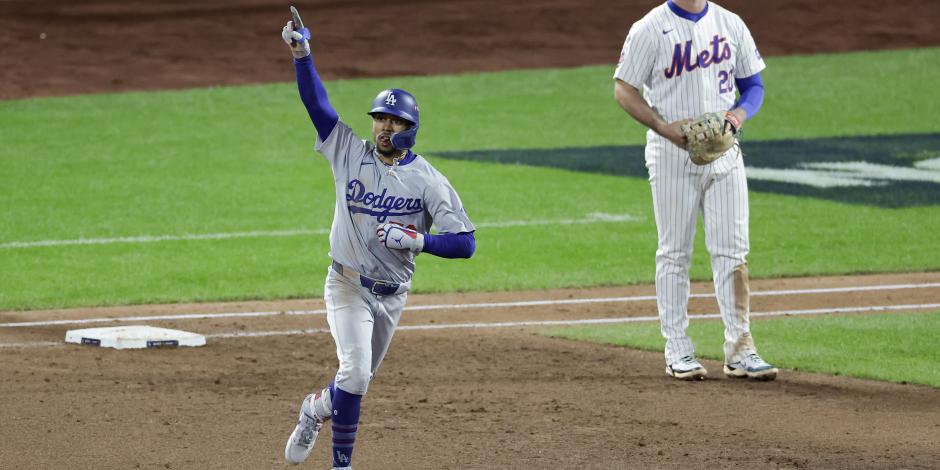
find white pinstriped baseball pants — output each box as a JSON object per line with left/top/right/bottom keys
{"left": 647, "top": 141, "right": 756, "bottom": 365}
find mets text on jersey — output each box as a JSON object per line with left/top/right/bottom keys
{"left": 664, "top": 35, "right": 732, "bottom": 79}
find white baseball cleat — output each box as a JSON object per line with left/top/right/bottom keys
{"left": 665, "top": 355, "right": 708, "bottom": 380}
{"left": 285, "top": 394, "right": 324, "bottom": 465}
{"left": 724, "top": 353, "right": 778, "bottom": 381}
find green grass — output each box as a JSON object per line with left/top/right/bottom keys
{"left": 547, "top": 312, "right": 940, "bottom": 388}
{"left": 297, "top": 47, "right": 940, "bottom": 150}
{"left": 1, "top": 47, "right": 939, "bottom": 310}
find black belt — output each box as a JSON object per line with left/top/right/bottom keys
{"left": 331, "top": 261, "right": 406, "bottom": 296}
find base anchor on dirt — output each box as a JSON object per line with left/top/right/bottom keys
{"left": 65, "top": 325, "right": 206, "bottom": 349}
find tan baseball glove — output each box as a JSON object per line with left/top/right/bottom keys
{"left": 681, "top": 111, "right": 740, "bottom": 165}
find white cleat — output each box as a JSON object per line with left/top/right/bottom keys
{"left": 724, "top": 353, "right": 778, "bottom": 381}
{"left": 285, "top": 394, "right": 324, "bottom": 465}
{"left": 665, "top": 355, "right": 708, "bottom": 380}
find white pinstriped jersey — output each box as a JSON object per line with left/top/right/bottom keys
{"left": 612, "top": 2, "right": 766, "bottom": 366}
{"left": 614, "top": 1, "right": 765, "bottom": 172}
{"left": 316, "top": 120, "right": 474, "bottom": 284}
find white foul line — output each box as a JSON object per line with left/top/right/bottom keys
{"left": 395, "top": 303, "right": 940, "bottom": 330}
{"left": 0, "top": 309, "right": 329, "bottom": 328}
{"left": 0, "top": 228, "right": 330, "bottom": 249}
{"left": 0, "top": 341, "right": 62, "bottom": 349}
{"left": 0, "top": 213, "right": 638, "bottom": 250}
{"left": 2, "top": 302, "right": 938, "bottom": 349}
{"left": 2, "top": 282, "right": 938, "bottom": 329}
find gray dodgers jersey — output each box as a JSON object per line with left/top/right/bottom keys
{"left": 316, "top": 120, "right": 475, "bottom": 284}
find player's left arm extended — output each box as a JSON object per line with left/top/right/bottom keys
{"left": 294, "top": 56, "right": 339, "bottom": 140}
{"left": 282, "top": 17, "right": 339, "bottom": 140}
{"left": 730, "top": 72, "right": 765, "bottom": 126}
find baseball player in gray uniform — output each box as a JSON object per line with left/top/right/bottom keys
{"left": 613, "top": 0, "right": 777, "bottom": 381}
{"left": 280, "top": 8, "right": 475, "bottom": 468}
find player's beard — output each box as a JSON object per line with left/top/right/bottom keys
{"left": 376, "top": 134, "right": 404, "bottom": 159}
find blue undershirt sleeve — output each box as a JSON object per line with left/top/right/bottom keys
{"left": 294, "top": 55, "right": 339, "bottom": 141}
{"left": 422, "top": 231, "right": 475, "bottom": 259}
{"left": 734, "top": 72, "right": 765, "bottom": 119}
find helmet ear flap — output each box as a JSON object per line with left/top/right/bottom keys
{"left": 390, "top": 125, "right": 418, "bottom": 150}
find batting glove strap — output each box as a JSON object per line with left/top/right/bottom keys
{"left": 281, "top": 22, "right": 311, "bottom": 59}
{"left": 376, "top": 223, "right": 424, "bottom": 253}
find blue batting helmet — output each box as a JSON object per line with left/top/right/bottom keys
{"left": 368, "top": 88, "right": 419, "bottom": 150}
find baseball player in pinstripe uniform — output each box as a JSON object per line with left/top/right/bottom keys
{"left": 280, "top": 8, "right": 475, "bottom": 468}
{"left": 613, "top": 0, "right": 778, "bottom": 381}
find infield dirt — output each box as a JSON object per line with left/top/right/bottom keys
{"left": 2, "top": 1, "right": 939, "bottom": 469}
{"left": 2, "top": 0, "right": 939, "bottom": 99}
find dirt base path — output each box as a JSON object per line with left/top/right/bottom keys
{"left": 2, "top": 0, "right": 938, "bottom": 100}
{"left": 2, "top": 273, "right": 939, "bottom": 469}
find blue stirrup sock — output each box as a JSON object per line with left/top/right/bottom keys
{"left": 331, "top": 387, "right": 362, "bottom": 468}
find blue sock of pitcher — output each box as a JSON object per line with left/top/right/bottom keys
{"left": 331, "top": 387, "right": 362, "bottom": 469}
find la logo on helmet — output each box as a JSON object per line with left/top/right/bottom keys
{"left": 385, "top": 93, "right": 397, "bottom": 106}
